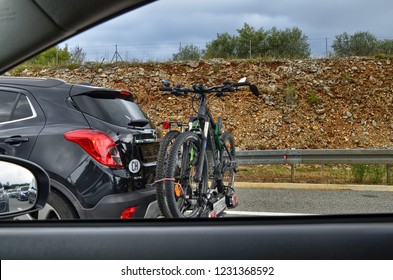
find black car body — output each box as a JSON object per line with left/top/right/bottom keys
{"left": 0, "top": 77, "right": 159, "bottom": 219}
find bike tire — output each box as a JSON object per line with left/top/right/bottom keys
{"left": 220, "top": 132, "right": 236, "bottom": 194}
{"left": 155, "top": 130, "right": 180, "bottom": 218}
{"left": 164, "top": 131, "right": 208, "bottom": 218}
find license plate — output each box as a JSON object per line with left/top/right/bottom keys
{"left": 213, "top": 196, "right": 227, "bottom": 215}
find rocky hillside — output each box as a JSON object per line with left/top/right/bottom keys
{"left": 9, "top": 57, "right": 393, "bottom": 150}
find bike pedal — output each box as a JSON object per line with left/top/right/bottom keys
{"left": 226, "top": 194, "right": 239, "bottom": 209}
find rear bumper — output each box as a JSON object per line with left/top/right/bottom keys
{"left": 77, "top": 186, "right": 159, "bottom": 219}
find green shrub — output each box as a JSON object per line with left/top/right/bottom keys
{"left": 367, "top": 165, "right": 385, "bottom": 184}
{"left": 352, "top": 164, "right": 367, "bottom": 183}
{"left": 352, "top": 164, "right": 385, "bottom": 184}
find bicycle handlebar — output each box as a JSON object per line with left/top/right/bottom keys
{"left": 159, "top": 80, "right": 260, "bottom": 97}
{"left": 159, "top": 87, "right": 172, "bottom": 92}
{"left": 231, "top": 81, "right": 250, "bottom": 87}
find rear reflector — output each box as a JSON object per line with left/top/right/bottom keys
{"left": 163, "top": 120, "right": 170, "bottom": 130}
{"left": 64, "top": 129, "right": 123, "bottom": 168}
{"left": 120, "top": 206, "right": 137, "bottom": 219}
{"left": 208, "top": 210, "right": 217, "bottom": 218}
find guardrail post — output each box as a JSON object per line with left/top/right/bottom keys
{"left": 387, "top": 164, "right": 392, "bottom": 185}
{"left": 291, "top": 164, "right": 295, "bottom": 183}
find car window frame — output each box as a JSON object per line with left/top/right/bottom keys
{"left": 0, "top": 90, "right": 37, "bottom": 125}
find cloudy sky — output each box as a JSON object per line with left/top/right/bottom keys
{"left": 0, "top": 162, "right": 34, "bottom": 185}
{"left": 62, "top": 0, "right": 393, "bottom": 61}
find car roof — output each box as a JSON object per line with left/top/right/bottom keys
{"left": 0, "top": 0, "right": 156, "bottom": 74}
{"left": 0, "top": 77, "right": 120, "bottom": 99}
{"left": 0, "top": 77, "right": 66, "bottom": 88}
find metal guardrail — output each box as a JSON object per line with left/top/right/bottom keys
{"left": 236, "top": 149, "right": 393, "bottom": 165}
{"left": 235, "top": 149, "right": 393, "bottom": 184}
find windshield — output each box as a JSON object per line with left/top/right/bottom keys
{"left": 1, "top": 0, "right": 393, "bottom": 221}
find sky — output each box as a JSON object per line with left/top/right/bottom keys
{"left": 61, "top": 0, "right": 393, "bottom": 61}
{"left": 0, "top": 162, "right": 34, "bottom": 186}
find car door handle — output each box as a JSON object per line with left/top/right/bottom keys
{"left": 4, "top": 137, "right": 29, "bottom": 145}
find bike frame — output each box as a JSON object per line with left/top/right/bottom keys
{"left": 189, "top": 93, "right": 224, "bottom": 192}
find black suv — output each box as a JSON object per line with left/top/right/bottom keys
{"left": 0, "top": 77, "right": 159, "bottom": 219}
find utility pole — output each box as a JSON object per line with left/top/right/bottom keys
{"left": 325, "top": 38, "right": 328, "bottom": 58}
{"left": 110, "top": 44, "right": 124, "bottom": 63}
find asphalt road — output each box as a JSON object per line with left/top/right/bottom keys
{"left": 226, "top": 185, "right": 393, "bottom": 216}
{"left": 9, "top": 198, "right": 31, "bottom": 212}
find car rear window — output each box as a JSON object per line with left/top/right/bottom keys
{"left": 72, "top": 93, "right": 152, "bottom": 128}
{"left": 0, "top": 91, "right": 34, "bottom": 123}
{"left": 12, "top": 95, "right": 34, "bottom": 121}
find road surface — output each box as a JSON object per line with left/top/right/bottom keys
{"left": 226, "top": 182, "right": 393, "bottom": 216}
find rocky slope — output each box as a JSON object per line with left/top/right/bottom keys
{"left": 9, "top": 57, "right": 393, "bottom": 150}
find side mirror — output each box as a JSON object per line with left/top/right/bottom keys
{"left": 249, "top": 84, "right": 260, "bottom": 97}
{"left": 0, "top": 155, "right": 50, "bottom": 220}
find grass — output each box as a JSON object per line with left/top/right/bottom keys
{"left": 283, "top": 85, "right": 298, "bottom": 105}
{"left": 308, "top": 91, "right": 323, "bottom": 105}
{"left": 374, "top": 54, "right": 393, "bottom": 59}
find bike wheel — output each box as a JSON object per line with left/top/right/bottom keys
{"left": 155, "top": 130, "right": 180, "bottom": 218}
{"left": 164, "top": 131, "right": 208, "bottom": 218}
{"left": 220, "top": 132, "right": 236, "bottom": 194}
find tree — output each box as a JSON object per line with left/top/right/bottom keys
{"left": 204, "top": 23, "right": 310, "bottom": 59}
{"left": 235, "top": 23, "right": 268, "bottom": 58}
{"left": 172, "top": 44, "right": 204, "bottom": 61}
{"left": 266, "top": 27, "right": 310, "bottom": 58}
{"left": 69, "top": 45, "right": 86, "bottom": 64}
{"left": 331, "top": 32, "right": 351, "bottom": 57}
{"left": 28, "top": 45, "right": 70, "bottom": 65}
{"left": 204, "top": 32, "right": 238, "bottom": 59}
{"left": 350, "top": 31, "right": 378, "bottom": 56}
{"left": 377, "top": 39, "right": 393, "bottom": 55}
{"left": 332, "top": 31, "right": 378, "bottom": 57}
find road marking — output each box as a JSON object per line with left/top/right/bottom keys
{"left": 14, "top": 208, "right": 33, "bottom": 220}
{"left": 225, "top": 210, "right": 315, "bottom": 216}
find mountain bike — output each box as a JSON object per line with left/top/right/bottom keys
{"left": 155, "top": 120, "right": 188, "bottom": 217}
{"left": 156, "top": 78, "right": 259, "bottom": 218}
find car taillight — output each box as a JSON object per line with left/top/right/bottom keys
{"left": 64, "top": 129, "right": 123, "bottom": 168}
